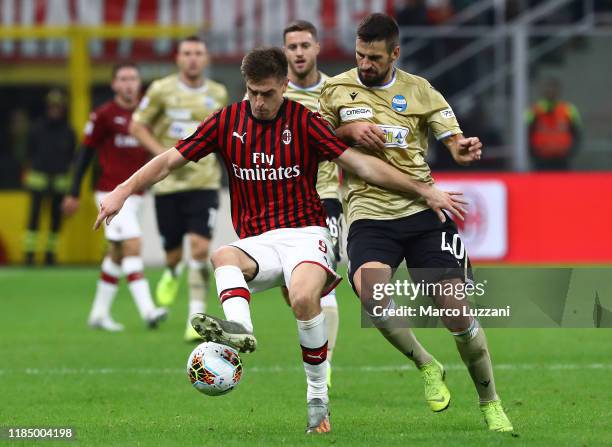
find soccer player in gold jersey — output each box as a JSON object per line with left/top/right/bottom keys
{"left": 318, "top": 13, "right": 513, "bottom": 432}
{"left": 282, "top": 20, "right": 340, "bottom": 388}
{"left": 130, "top": 35, "right": 228, "bottom": 341}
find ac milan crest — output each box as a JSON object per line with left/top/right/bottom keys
{"left": 282, "top": 128, "right": 292, "bottom": 145}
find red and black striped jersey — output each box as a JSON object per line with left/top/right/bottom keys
{"left": 176, "top": 99, "right": 348, "bottom": 238}
{"left": 83, "top": 100, "right": 150, "bottom": 192}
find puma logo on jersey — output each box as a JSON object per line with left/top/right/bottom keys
{"left": 232, "top": 131, "right": 247, "bottom": 143}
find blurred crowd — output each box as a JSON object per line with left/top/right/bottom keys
{"left": 0, "top": 3, "right": 605, "bottom": 268}
{"left": 395, "top": 0, "right": 610, "bottom": 170}
{"left": 397, "top": 0, "right": 612, "bottom": 27}
{"left": 0, "top": 78, "right": 584, "bottom": 187}
{"left": 0, "top": 82, "right": 585, "bottom": 267}
{"left": 1, "top": 1, "right": 610, "bottom": 189}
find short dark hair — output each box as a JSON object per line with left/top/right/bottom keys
{"left": 112, "top": 61, "right": 139, "bottom": 79}
{"left": 241, "top": 47, "right": 288, "bottom": 82}
{"left": 357, "top": 13, "right": 400, "bottom": 53}
{"left": 283, "top": 20, "right": 318, "bottom": 42}
{"left": 178, "top": 34, "right": 206, "bottom": 50}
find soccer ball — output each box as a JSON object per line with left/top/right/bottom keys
{"left": 186, "top": 342, "right": 243, "bottom": 396}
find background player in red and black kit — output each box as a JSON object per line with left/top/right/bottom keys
{"left": 94, "top": 48, "right": 467, "bottom": 434}
{"left": 64, "top": 62, "right": 167, "bottom": 331}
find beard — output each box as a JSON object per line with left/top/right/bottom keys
{"left": 358, "top": 66, "right": 392, "bottom": 87}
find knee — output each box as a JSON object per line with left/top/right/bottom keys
{"left": 121, "top": 239, "right": 141, "bottom": 257}
{"left": 191, "top": 245, "right": 209, "bottom": 261}
{"left": 109, "top": 252, "right": 123, "bottom": 264}
{"left": 354, "top": 277, "right": 382, "bottom": 311}
{"left": 211, "top": 246, "right": 239, "bottom": 269}
{"left": 190, "top": 237, "right": 210, "bottom": 261}
{"left": 289, "top": 289, "right": 318, "bottom": 320}
{"left": 108, "top": 242, "right": 123, "bottom": 264}
{"left": 352, "top": 262, "right": 391, "bottom": 302}
{"left": 165, "top": 248, "right": 182, "bottom": 267}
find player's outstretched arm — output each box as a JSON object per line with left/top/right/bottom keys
{"left": 129, "top": 120, "right": 168, "bottom": 156}
{"left": 442, "top": 134, "right": 483, "bottom": 166}
{"left": 93, "top": 148, "right": 187, "bottom": 229}
{"left": 334, "top": 148, "right": 468, "bottom": 222}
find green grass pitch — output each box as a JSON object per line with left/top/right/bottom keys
{"left": 1, "top": 267, "right": 611, "bottom": 446}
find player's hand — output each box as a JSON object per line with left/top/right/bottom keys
{"left": 61, "top": 196, "right": 80, "bottom": 216}
{"left": 422, "top": 186, "right": 468, "bottom": 223}
{"left": 454, "top": 136, "right": 482, "bottom": 165}
{"left": 337, "top": 122, "right": 386, "bottom": 151}
{"left": 93, "top": 189, "right": 127, "bottom": 230}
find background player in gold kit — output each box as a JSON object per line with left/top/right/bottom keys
{"left": 282, "top": 20, "right": 340, "bottom": 388}
{"left": 130, "top": 35, "right": 228, "bottom": 341}
{"left": 318, "top": 13, "right": 513, "bottom": 432}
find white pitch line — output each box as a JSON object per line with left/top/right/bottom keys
{"left": 0, "top": 363, "right": 610, "bottom": 376}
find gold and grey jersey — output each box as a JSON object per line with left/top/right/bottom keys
{"left": 132, "top": 73, "right": 228, "bottom": 194}
{"left": 318, "top": 67, "right": 462, "bottom": 225}
{"left": 285, "top": 72, "right": 340, "bottom": 201}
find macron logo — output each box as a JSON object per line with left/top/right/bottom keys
{"left": 232, "top": 131, "right": 247, "bottom": 143}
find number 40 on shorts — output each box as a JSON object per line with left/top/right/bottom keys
{"left": 441, "top": 231, "right": 465, "bottom": 260}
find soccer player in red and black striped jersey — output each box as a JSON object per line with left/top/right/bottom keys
{"left": 94, "top": 47, "right": 467, "bottom": 434}
{"left": 64, "top": 62, "right": 167, "bottom": 332}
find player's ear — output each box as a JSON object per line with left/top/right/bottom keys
{"left": 390, "top": 45, "right": 400, "bottom": 63}
{"left": 314, "top": 41, "right": 321, "bottom": 56}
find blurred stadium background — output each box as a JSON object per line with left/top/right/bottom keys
{"left": 0, "top": 0, "right": 611, "bottom": 266}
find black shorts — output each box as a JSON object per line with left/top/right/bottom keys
{"left": 154, "top": 190, "right": 219, "bottom": 251}
{"left": 347, "top": 209, "right": 472, "bottom": 287}
{"left": 322, "top": 198, "right": 343, "bottom": 262}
